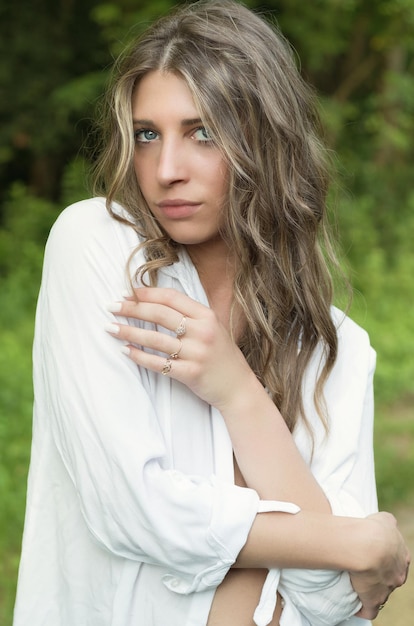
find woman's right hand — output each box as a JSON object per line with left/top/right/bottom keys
{"left": 350, "top": 511, "right": 410, "bottom": 620}
{"left": 106, "top": 286, "right": 256, "bottom": 411}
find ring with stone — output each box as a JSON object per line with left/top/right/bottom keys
{"left": 175, "top": 316, "right": 186, "bottom": 337}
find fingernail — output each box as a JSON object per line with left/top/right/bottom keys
{"left": 121, "top": 346, "right": 131, "bottom": 356}
{"left": 106, "top": 302, "right": 122, "bottom": 313}
{"left": 104, "top": 322, "right": 120, "bottom": 334}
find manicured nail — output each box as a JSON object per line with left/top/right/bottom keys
{"left": 121, "top": 346, "right": 131, "bottom": 356}
{"left": 104, "top": 322, "right": 120, "bottom": 334}
{"left": 106, "top": 302, "right": 122, "bottom": 313}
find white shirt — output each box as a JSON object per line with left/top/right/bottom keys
{"left": 14, "top": 198, "right": 377, "bottom": 626}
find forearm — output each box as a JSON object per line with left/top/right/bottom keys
{"left": 235, "top": 510, "right": 381, "bottom": 573}
{"left": 219, "top": 371, "right": 330, "bottom": 513}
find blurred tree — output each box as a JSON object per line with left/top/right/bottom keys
{"left": 0, "top": 0, "right": 109, "bottom": 202}
{"left": 0, "top": 0, "right": 183, "bottom": 207}
{"left": 245, "top": 0, "right": 414, "bottom": 271}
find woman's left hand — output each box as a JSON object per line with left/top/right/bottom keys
{"left": 105, "top": 287, "right": 256, "bottom": 410}
{"left": 349, "top": 512, "right": 410, "bottom": 620}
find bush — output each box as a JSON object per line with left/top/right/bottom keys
{"left": 0, "top": 324, "right": 33, "bottom": 624}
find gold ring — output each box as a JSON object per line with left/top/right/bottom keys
{"left": 162, "top": 358, "right": 172, "bottom": 376}
{"left": 169, "top": 338, "right": 183, "bottom": 360}
{"left": 175, "top": 316, "right": 186, "bottom": 337}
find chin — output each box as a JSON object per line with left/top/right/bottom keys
{"left": 165, "top": 229, "right": 221, "bottom": 248}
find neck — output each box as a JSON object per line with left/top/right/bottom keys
{"left": 185, "top": 239, "right": 244, "bottom": 338}
{"left": 186, "top": 237, "right": 235, "bottom": 288}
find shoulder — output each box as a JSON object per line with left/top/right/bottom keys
{"left": 39, "top": 198, "right": 147, "bottom": 303}
{"left": 49, "top": 197, "right": 134, "bottom": 240}
{"left": 330, "top": 306, "right": 376, "bottom": 375}
{"left": 46, "top": 197, "right": 142, "bottom": 260}
{"left": 331, "top": 306, "right": 370, "bottom": 345}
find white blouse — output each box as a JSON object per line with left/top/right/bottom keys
{"left": 13, "top": 198, "right": 377, "bottom": 626}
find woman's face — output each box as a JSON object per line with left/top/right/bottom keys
{"left": 132, "top": 70, "right": 228, "bottom": 250}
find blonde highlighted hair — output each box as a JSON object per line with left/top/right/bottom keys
{"left": 93, "top": 0, "right": 344, "bottom": 435}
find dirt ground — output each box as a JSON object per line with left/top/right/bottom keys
{"left": 375, "top": 504, "right": 414, "bottom": 626}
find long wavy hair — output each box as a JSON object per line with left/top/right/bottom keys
{"left": 92, "top": 0, "right": 343, "bottom": 436}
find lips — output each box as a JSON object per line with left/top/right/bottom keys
{"left": 156, "top": 199, "right": 201, "bottom": 219}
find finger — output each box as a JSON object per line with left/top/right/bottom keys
{"left": 355, "top": 607, "right": 379, "bottom": 620}
{"left": 132, "top": 286, "right": 209, "bottom": 320}
{"left": 356, "top": 602, "right": 387, "bottom": 620}
{"left": 105, "top": 323, "right": 183, "bottom": 357}
{"left": 122, "top": 343, "right": 182, "bottom": 377}
{"left": 108, "top": 300, "right": 189, "bottom": 335}
{"left": 355, "top": 589, "right": 392, "bottom": 619}
{"left": 122, "top": 341, "right": 194, "bottom": 382}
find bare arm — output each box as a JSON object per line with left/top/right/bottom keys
{"left": 216, "top": 369, "right": 331, "bottom": 512}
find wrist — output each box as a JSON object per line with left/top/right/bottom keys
{"left": 215, "top": 368, "right": 268, "bottom": 418}
{"left": 345, "top": 519, "right": 377, "bottom": 573}
{"left": 217, "top": 370, "right": 286, "bottom": 437}
{"left": 348, "top": 517, "right": 396, "bottom": 574}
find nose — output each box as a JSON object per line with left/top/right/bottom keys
{"left": 157, "top": 137, "right": 189, "bottom": 186}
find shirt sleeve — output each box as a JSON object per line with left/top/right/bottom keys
{"left": 306, "top": 313, "right": 378, "bottom": 519}
{"left": 254, "top": 314, "right": 377, "bottom": 626}
{"left": 33, "top": 198, "right": 265, "bottom": 594}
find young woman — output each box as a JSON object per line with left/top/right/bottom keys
{"left": 14, "top": 1, "right": 409, "bottom": 625}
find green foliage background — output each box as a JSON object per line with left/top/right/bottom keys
{"left": 1, "top": 0, "right": 413, "bottom": 622}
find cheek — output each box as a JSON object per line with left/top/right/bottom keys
{"left": 213, "top": 161, "right": 229, "bottom": 201}
{"left": 133, "top": 155, "right": 151, "bottom": 192}
{"left": 133, "top": 154, "right": 143, "bottom": 179}
{"left": 133, "top": 167, "right": 152, "bottom": 210}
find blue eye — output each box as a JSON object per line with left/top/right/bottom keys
{"left": 193, "top": 127, "right": 212, "bottom": 142}
{"left": 134, "top": 129, "right": 158, "bottom": 143}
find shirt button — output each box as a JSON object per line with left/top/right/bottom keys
{"left": 170, "top": 578, "right": 180, "bottom": 588}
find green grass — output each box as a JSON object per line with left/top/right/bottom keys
{"left": 0, "top": 325, "right": 33, "bottom": 625}
{"left": 374, "top": 400, "right": 414, "bottom": 510}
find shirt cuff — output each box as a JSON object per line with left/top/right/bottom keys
{"left": 163, "top": 494, "right": 300, "bottom": 596}
{"left": 280, "top": 569, "right": 361, "bottom": 625}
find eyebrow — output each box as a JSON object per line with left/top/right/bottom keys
{"left": 132, "top": 118, "right": 203, "bottom": 127}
